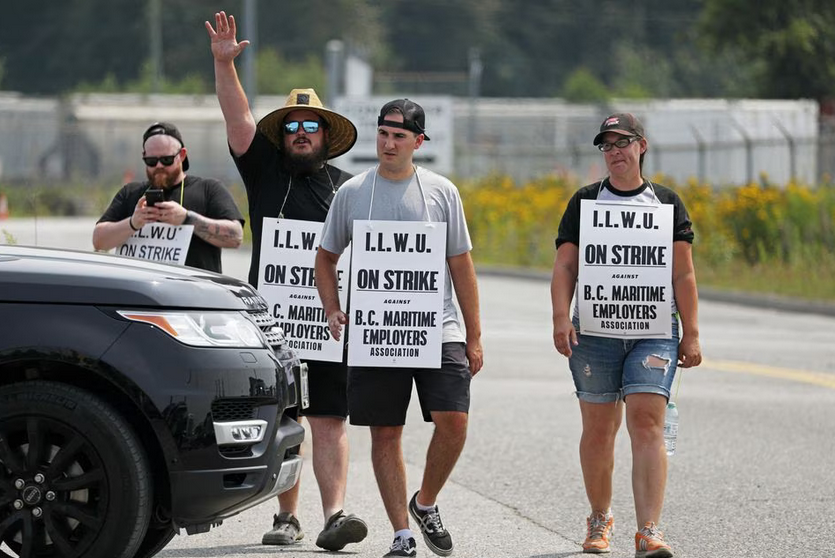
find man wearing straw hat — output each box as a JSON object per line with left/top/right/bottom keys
{"left": 206, "top": 11, "right": 366, "bottom": 552}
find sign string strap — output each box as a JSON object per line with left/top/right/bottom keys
{"left": 596, "top": 178, "right": 660, "bottom": 204}
{"left": 368, "top": 165, "right": 431, "bottom": 223}
{"left": 278, "top": 177, "right": 292, "bottom": 219}
{"left": 278, "top": 168, "right": 336, "bottom": 220}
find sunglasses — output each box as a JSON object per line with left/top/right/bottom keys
{"left": 598, "top": 136, "right": 641, "bottom": 152}
{"left": 143, "top": 154, "right": 178, "bottom": 167}
{"left": 284, "top": 120, "right": 321, "bottom": 134}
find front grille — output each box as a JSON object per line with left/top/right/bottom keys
{"left": 211, "top": 399, "right": 256, "bottom": 422}
{"left": 264, "top": 328, "right": 284, "bottom": 348}
{"left": 249, "top": 309, "right": 275, "bottom": 331}
{"left": 249, "top": 310, "right": 283, "bottom": 349}
{"left": 219, "top": 446, "right": 253, "bottom": 458}
{"left": 247, "top": 309, "right": 300, "bottom": 408}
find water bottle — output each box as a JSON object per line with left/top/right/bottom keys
{"left": 663, "top": 402, "right": 679, "bottom": 456}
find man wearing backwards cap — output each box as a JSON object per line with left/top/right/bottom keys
{"left": 93, "top": 121, "right": 245, "bottom": 273}
{"left": 315, "top": 99, "right": 484, "bottom": 558}
{"left": 205, "top": 11, "right": 366, "bottom": 552}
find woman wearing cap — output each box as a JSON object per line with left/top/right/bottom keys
{"left": 551, "top": 113, "right": 701, "bottom": 557}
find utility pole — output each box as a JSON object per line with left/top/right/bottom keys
{"left": 467, "top": 47, "right": 483, "bottom": 176}
{"left": 242, "top": 0, "right": 258, "bottom": 109}
{"left": 149, "top": 0, "right": 163, "bottom": 92}
{"left": 467, "top": 47, "right": 483, "bottom": 144}
{"left": 325, "top": 40, "right": 345, "bottom": 106}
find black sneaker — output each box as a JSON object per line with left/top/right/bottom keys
{"left": 315, "top": 509, "right": 369, "bottom": 551}
{"left": 383, "top": 535, "right": 417, "bottom": 557}
{"left": 261, "top": 512, "right": 304, "bottom": 545}
{"left": 408, "top": 492, "right": 453, "bottom": 556}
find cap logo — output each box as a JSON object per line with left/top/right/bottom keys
{"left": 603, "top": 117, "right": 620, "bottom": 127}
{"left": 296, "top": 94, "right": 310, "bottom": 105}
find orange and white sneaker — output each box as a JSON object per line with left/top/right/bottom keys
{"left": 635, "top": 522, "right": 673, "bottom": 558}
{"left": 583, "top": 511, "right": 614, "bottom": 553}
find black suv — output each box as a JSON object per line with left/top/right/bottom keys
{"left": 0, "top": 245, "right": 304, "bottom": 558}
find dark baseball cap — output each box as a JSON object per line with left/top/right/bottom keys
{"left": 377, "top": 99, "right": 431, "bottom": 140}
{"left": 593, "top": 113, "right": 645, "bottom": 146}
{"left": 143, "top": 122, "right": 190, "bottom": 171}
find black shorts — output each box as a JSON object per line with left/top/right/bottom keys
{"left": 301, "top": 359, "right": 348, "bottom": 419}
{"left": 348, "top": 342, "right": 471, "bottom": 426}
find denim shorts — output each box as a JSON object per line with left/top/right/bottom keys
{"left": 568, "top": 317, "right": 679, "bottom": 403}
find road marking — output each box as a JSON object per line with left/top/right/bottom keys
{"left": 706, "top": 359, "right": 835, "bottom": 390}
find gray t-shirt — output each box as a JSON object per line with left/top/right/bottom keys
{"left": 320, "top": 166, "right": 473, "bottom": 343}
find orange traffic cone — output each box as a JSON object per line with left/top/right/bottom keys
{"left": 0, "top": 193, "right": 8, "bottom": 220}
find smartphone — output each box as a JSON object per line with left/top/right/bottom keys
{"left": 145, "top": 189, "right": 164, "bottom": 207}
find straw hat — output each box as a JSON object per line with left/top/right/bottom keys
{"left": 257, "top": 88, "right": 358, "bottom": 159}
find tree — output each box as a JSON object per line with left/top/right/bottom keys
{"left": 561, "top": 68, "right": 609, "bottom": 103}
{"left": 0, "top": 0, "right": 803, "bottom": 100}
{"left": 699, "top": 0, "right": 835, "bottom": 99}
{"left": 0, "top": 0, "right": 381, "bottom": 96}
{"left": 256, "top": 49, "right": 325, "bottom": 95}
{"left": 0, "top": 0, "right": 145, "bottom": 94}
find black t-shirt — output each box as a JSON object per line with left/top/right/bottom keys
{"left": 233, "top": 131, "right": 353, "bottom": 286}
{"left": 98, "top": 175, "right": 245, "bottom": 273}
{"left": 556, "top": 179, "right": 694, "bottom": 249}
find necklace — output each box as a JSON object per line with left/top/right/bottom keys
{"left": 278, "top": 167, "right": 337, "bottom": 219}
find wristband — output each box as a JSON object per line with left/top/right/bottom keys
{"left": 128, "top": 216, "right": 139, "bottom": 231}
{"left": 183, "top": 210, "right": 196, "bottom": 225}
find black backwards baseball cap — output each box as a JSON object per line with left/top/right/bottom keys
{"left": 593, "top": 113, "right": 645, "bottom": 146}
{"left": 377, "top": 98, "right": 431, "bottom": 140}
{"left": 143, "top": 122, "right": 190, "bottom": 171}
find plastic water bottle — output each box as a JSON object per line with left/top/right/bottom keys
{"left": 663, "top": 402, "right": 679, "bottom": 456}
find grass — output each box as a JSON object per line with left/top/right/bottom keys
{"left": 4, "top": 179, "right": 835, "bottom": 304}
{"left": 695, "top": 253, "right": 835, "bottom": 302}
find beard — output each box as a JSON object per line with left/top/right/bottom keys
{"left": 146, "top": 167, "right": 180, "bottom": 189}
{"left": 285, "top": 142, "right": 329, "bottom": 176}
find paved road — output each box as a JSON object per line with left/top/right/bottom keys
{"left": 3, "top": 217, "right": 835, "bottom": 557}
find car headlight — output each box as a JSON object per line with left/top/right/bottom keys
{"left": 118, "top": 311, "right": 266, "bottom": 348}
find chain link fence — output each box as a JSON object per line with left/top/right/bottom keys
{"left": 0, "top": 92, "right": 827, "bottom": 190}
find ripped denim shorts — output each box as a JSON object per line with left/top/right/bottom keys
{"left": 568, "top": 316, "right": 679, "bottom": 403}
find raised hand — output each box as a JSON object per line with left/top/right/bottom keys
{"left": 205, "top": 11, "right": 250, "bottom": 63}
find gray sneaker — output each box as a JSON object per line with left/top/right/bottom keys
{"left": 315, "top": 510, "right": 368, "bottom": 550}
{"left": 261, "top": 512, "right": 304, "bottom": 545}
{"left": 409, "top": 492, "right": 453, "bottom": 556}
{"left": 383, "top": 535, "right": 417, "bottom": 557}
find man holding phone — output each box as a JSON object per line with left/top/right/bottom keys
{"left": 93, "top": 122, "right": 245, "bottom": 273}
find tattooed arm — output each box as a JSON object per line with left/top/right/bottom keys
{"left": 186, "top": 211, "right": 243, "bottom": 248}
{"left": 153, "top": 199, "right": 243, "bottom": 249}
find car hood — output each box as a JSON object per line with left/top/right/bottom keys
{"left": 0, "top": 245, "right": 266, "bottom": 311}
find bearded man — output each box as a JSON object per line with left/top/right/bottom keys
{"left": 206, "top": 10, "right": 366, "bottom": 553}
{"left": 93, "top": 121, "right": 244, "bottom": 272}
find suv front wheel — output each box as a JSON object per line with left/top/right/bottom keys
{"left": 0, "top": 381, "right": 151, "bottom": 558}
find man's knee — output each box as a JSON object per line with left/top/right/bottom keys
{"left": 307, "top": 416, "right": 346, "bottom": 442}
{"left": 370, "top": 425, "right": 403, "bottom": 446}
{"left": 431, "top": 411, "right": 468, "bottom": 438}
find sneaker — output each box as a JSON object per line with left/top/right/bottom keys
{"left": 635, "top": 522, "right": 673, "bottom": 558}
{"left": 261, "top": 512, "right": 304, "bottom": 545}
{"left": 315, "top": 509, "right": 369, "bottom": 551}
{"left": 408, "top": 491, "right": 453, "bottom": 556}
{"left": 383, "top": 535, "right": 417, "bottom": 557}
{"left": 583, "top": 511, "right": 614, "bottom": 553}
